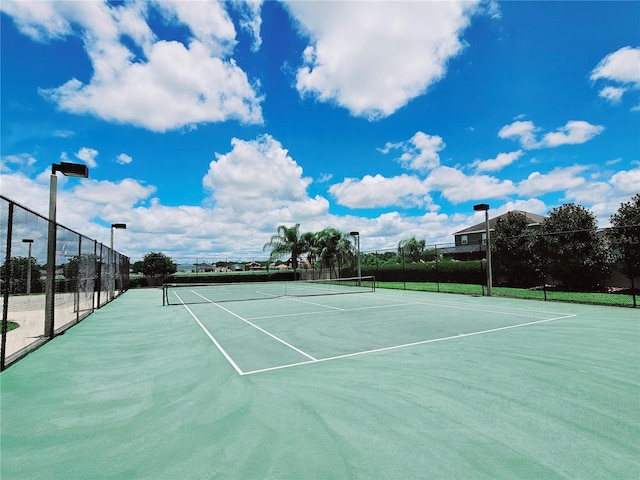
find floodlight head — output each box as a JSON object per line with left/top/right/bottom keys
{"left": 473, "top": 203, "right": 489, "bottom": 212}
{"left": 350, "top": 231, "right": 359, "bottom": 236}
{"left": 111, "top": 223, "right": 127, "bottom": 229}
{"left": 22, "top": 238, "right": 34, "bottom": 243}
{"left": 52, "top": 162, "right": 89, "bottom": 178}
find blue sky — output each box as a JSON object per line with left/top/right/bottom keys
{"left": 1, "top": 1, "right": 639, "bottom": 264}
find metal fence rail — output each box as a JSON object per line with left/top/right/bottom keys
{"left": 356, "top": 233, "right": 638, "bottom": 307}
{"left": 1, "top": 196, "right": 129, "bottom": 370}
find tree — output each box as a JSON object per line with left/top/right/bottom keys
{"left": 63, "top": 253, "right": 98, "bottom": 293}
{"left": 299, "top": 231, "right": 319, "bottom": 269}
{"left": 398, "top": 237, "right": 426, "bottom": 263}
{"left": 542, "top": 204, "right": 610, "bottom": 290}
{"left": 1, "top": 256, "right": 41, "bottom": 294}
{"left": 263, "top": 224, "right": 305, "bottom": 278}
{"left": 315, "top": 228, "right": 354, "bottom": 278}
{"left": 492, "top": 212, "right": 540, "bottom": 287}
{"left": 131, "top": 260, "right": 145, "bottom": 274}
{"left": 609, "top": 194, "right": 640, "bottom": 289}
{"left": 141, "top": 252, "right": 177, "bottom": 285}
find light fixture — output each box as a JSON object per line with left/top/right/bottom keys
{"left": 110, "top": 223, "right": 127, "bottom": 300}
{"left": 45, "top": 162, "right": 89, "bottom": 337}
{"left": 473, "top": 203, "right": 492, "bottom": 296}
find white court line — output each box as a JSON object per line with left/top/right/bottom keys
{"left": 240, "top": 312, "right": 577, "bottom": 376}
{"left": 374, "top": 290, "right": 577, "bottom": 317}
{"left": 174, "top": 292, "right": 244, "bottom": 375}
{"left": 192, "top": 291, "right": 317, "bottom": 362}
{"left": 282, "top": 296, "right": 344, "bottom": 310}
{"left": 249, "top": 302, "right": 417, "bottom": 321}
{"left": 373, "top": 291, "right": 569, "bottom": 319}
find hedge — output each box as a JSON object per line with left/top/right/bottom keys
{"left": 362, "top": 260, "right": 485, "bottom": 285}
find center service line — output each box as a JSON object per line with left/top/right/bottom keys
{"left": 175, "top": 292, "right": 244, "bottom": 375}
{"left": 193, "top": 291, "right": 318, "bottom": 361}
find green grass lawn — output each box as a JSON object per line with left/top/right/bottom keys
{"left": 377, "top": 281, "right": 637, "bottom": 308}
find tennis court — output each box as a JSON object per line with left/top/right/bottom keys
{"left": 1, "top": 284, "right": 639, "bottom": 479}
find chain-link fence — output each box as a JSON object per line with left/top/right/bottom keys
{"left": 1, "top": 196, "right": 129, "bottom": 370}
{"left": 343, "top": 230, "right": 638, "bottom": 307}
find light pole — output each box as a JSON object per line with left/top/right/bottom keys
{"left": 45, "top": 162, "right": 89, "bottom": 337}
{"left": 473, "top": 203, "right": 492, "bottom": 296}
{"left": 110, "top": 223, "right": 126, "bottom": 299}
{"left": 350, "top": 231, "right": 361, "bottom": 282}
{"left": 22, "top": 239, "right": 34, "bottom": 295}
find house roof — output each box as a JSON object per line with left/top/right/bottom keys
{"left": 438, "top": 244, "right": 485, "bottom": 255}
{"left": 454, "top": 210, "right": 546, "bottom": 235}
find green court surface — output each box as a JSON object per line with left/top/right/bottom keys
{"left": 1, "top": 287, "right": 638, "bottom": 479}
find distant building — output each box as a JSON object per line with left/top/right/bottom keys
{"left": 454, "top": 210, "right": 546, "bottom": 246}
{"left": 441, "top": 210, "right": 546, "bottom": 260}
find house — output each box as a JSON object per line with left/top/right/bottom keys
{"left": 443, "top": 210, "right": 546, "bottom": 260}
{"left": 454, "top": 210, "right": 546, "bottom": 246}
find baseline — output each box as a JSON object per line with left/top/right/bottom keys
{"left": 241, "top": 312, "right": 576, "bottom": 376}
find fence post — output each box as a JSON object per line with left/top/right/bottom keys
{"left": 1, "top": 202, "right": 14, "bottom": 371}
{"left": 96, "top": 243, "right": 103, "bottom": 308}
{"left": 74, "top": 236, "right": 81, "bottom": 323}
{"left": 480, "top": 257, "right": 485, "bottom": 296}
{"left": 540, "top": 235, "right": 547, "bottom": 301}
{"left": 435, "top": 245, "right": 440, "bottom": 293}
{"left": 402, "top": 247, "right": 406, "bottom": 290}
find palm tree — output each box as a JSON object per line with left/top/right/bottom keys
{"left": 263, "top": 224, "right": 305, "bottom": 278}
{"left": 398, "top": 236, "right": 426, "bottom": 263}
{"left": 315, "top": 228, "right": 355, "bottom": 278}
{"left": 300, "top": 231, "right": 319, "bottom": 271}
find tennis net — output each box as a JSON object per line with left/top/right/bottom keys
{"left": 163, "top": 276, "right": 375, "bottom": 305}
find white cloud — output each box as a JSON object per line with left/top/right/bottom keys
{"left": 0, "top": 0, "right": 72, "bottom": 41}
{"left": 499, "top": 119, "right": 604, "bottom": 149}
{"left": 72, "top": 178, "right": 157, "bottom": 218}
{"left": 53, "top": 130, "right": 75, "bottom": 138}
{"left": 495, "top": 198, "right": 547, "bottom": 216}
{"left": 598, "top": 86, "right": 625, "bottom": 104}
{"left": 0, "top": 168, "right": 155, "bottom": 234}
{"left": 116, "top": 153, "right": 133, "bottom": 165}
{"left": 473, "top": 150, "right": 523, "bottom": 172}
{"left": 4, "top": 1, "right": 264, "bottom": 132}
{"left": 590, "top": 46, "right": 640, "bottom": 106}
{"left": 74, "top": 147, "right": 99, "bottom": 168}
{"left": 609, "top": 168, "right": 640, "bottom": 195}
{"left": 564, "top": 182, "right": 612, "bottom": 205}
{"left": 155, "top": 0, "right": 237, "bottom": 57}
{"left": 425, "top": 166, "right": 516, "bottom": 203}
{"left": 329, "top": 174, "right": 431, "bottom": 209}
{"left": 381, "top": 131, "right": 446, "bottom": 173}
{"left": 591, "top": 46, "right": 640, "bottom": 85}
{"left": 517, "top": 165, "right": 588, "bottom": 197}
{"left": 498, "top": 120, "right": 539, "bottom": 149}
{"left": 316, "top": 173, "right": 333, "bottom": 183}
{"left": 230, "top": 0, "right": 263, "bottom": 52}
{"left": 541, "top": 120, "right": 604, "bottom": 147}
{"left": 1, "top": 153, "right": 37, "bottom": 172}
{"left": 41, "top": 39, "right": 263, "bottom": 132}
{"left": 203, "top": 134, "right": 329, "bottom": 217}
{"left": 286, "top": 1, "right": 481, "bottom": 119}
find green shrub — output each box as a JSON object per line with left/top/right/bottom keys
{"left": 363, "top": 260, "right": 485, "bottom": 285}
